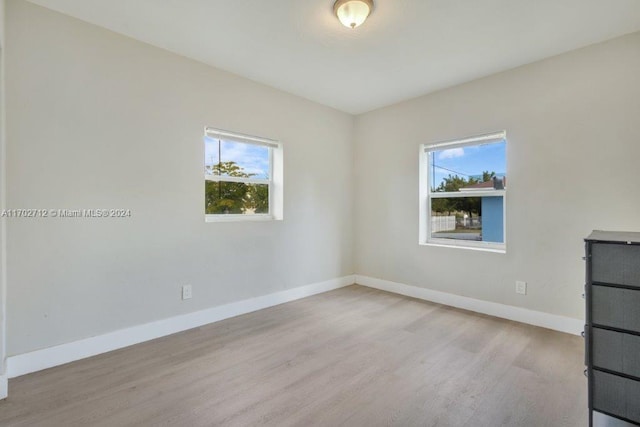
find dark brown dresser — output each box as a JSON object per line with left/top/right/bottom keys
{"left": 585, "top": 231, "right": 640, "bottom": 427}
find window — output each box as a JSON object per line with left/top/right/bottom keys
{"left": 419, "top": 131, "right": 506, "bottom": 252}
{"left": 204, "top": 128, "right": 283, "bottom": 222}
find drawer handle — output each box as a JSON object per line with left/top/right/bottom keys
{"left": 581, "top": 331, "right": 585, "bottom": 338}
{"left": 584, "top": 369, "right": 588, "bottom": 377}
{"left": 581, "top": 293, "right": 585, "bottom": 299}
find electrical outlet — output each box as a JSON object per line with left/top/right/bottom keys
{"left": 182, "top": 284, "right": 192, "bottom": 300}
{"left": 516, "top": 281, "right": 527, "bottom": 295}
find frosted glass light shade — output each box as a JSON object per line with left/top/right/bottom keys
{"left": 334, "top": 0, "right": 373, "bottom": 29}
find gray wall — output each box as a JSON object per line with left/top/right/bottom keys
{"left": 6, "top": 0, "right": 640, "bottom": 358}
{"left": 0, "top": 0, "right": 6, "bottom": 382}
{"left": 6, "top": 1, "right": 354, "bottom": 356}
{"left": 354, "top": 32, "right": 640, "bottom": 320}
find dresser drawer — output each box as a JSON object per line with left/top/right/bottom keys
{"left": 593, "top": 328, "right": 640, "bottom": 378}
{"left": 594, "top": 411, "right": 639, "bottom": 427}
{"left": 593, "top": 370, "right": 640, "bottom": 423}
{"left": 592, "top": 285, "right": 640, "bottom": 334}
{"left": 592, "top": 243, "right": 640, "bottom": 288}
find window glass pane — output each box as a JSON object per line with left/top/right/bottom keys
{"left": 430, "top": 196, "right": 504, "bottom": 243}
{"left": 205, "top": 181, "right": 269, "bottom": 215}
{"left": 247, "top": 184, "right": 269, "bottom": 214}
{"left": 428, "top": 140, "right": 505, "bottom": 191}
{"left": 204, "top": 137, "right": 270, "bottom": 179}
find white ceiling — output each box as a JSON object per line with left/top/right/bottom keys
{"left": 27, "top": 0, "right": 640, "bottom": 114}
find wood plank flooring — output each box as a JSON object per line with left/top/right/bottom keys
{"left": 0, "top": 285, "right": 588, "bottom": 426}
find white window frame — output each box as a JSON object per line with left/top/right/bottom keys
{"left": 205, "top": 127, "right": 283, "bottom": 222}
{"left": 419, "top": 131, "right": 507, "bottom": 253}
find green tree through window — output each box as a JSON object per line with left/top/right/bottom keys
{"left": 205, "top": 162, "right": 269, "bottom": 214}
{"left": 431, "top": 171, "right": 495, "bottom": 218}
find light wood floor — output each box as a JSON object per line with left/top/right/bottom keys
{"left": 0, "top": 285, "right": 587, "bottom": 426}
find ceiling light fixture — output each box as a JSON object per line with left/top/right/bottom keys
{"left": 333, "top": 0, "right": 373, "bottom": 29}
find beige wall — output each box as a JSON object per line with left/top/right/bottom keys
{"left": 354, "top": 32, "right": 640, "bottom": 320}
{"left": 6, "top": 0, "right": 354, "bottom": 356}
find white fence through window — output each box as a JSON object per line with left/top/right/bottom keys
{"left": 431, "top": 215, "right": 456, "bottom": 232}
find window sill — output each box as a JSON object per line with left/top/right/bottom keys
{"left": 420, "top": 240, "right": 506, "bottom": 254}
{"left": 205, "top": 215, "right": 280, "bottom": 223}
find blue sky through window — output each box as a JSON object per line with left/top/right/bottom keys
{"left": 429, "top": 141, "right": 506, "bottom": 188}
{"left": 204, "top": 136, "right": 270, "bottom": 179}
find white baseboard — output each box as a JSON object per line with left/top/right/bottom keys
{"left": 355, "top": 275, "right": 583, "bottom": 336}
{"left": 7, "top": 274, "right": 582, "bottom": 379}
{"left": 0, "top": 373, "right": 6, "bottom": 400}
{"left": 7, "top": 275, "right": 355, "bottom": 378}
